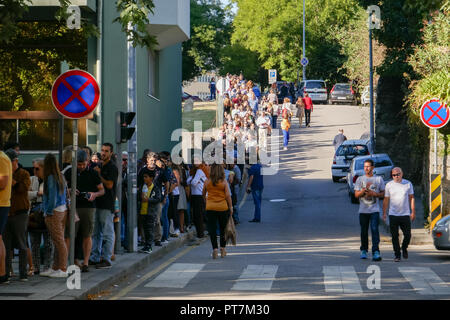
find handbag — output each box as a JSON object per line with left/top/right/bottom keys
{"left": 28, "top": 203, "right": 46, "bottom": 230}
{"left": 224, "top": 215, "right": 237, "bottom": 246}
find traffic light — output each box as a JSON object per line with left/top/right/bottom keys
{"left": 116, "top": 111, "right": 136, "bottom": 144}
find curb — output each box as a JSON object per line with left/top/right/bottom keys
{"left": 55, "top": 229, "right": 197, "bottom": 300}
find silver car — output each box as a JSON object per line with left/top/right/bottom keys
{"left": 432, "top": 215, "right": 450, "bottom": 250}
{"left": 346, "top": 153, "right": 394, "bottom": 203}
{"left": 331, "top": 139, "right": 370, "bottom": 182}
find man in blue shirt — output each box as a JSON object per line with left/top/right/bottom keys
{"left": 246, "top": 162, "right": 263, "bottom": 222}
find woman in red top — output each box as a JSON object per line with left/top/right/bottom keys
{"left": 302, "top": 92, "right": 314, "bottom": 127}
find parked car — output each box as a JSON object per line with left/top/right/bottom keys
{"left": 329, "top": 83, "right": 357, "bottom": 105}
{"left": 182, "top": 92, "right": 203, "bottom": 102}
{"left": 432, "top": 215, "right": 450, "bottom": 250}
{"left": 361, "top": 85, "right": 377, "bottom": 106}
{"left": 346, "top": 153, "right": 394, "bottom": 203}
{"left": 297, "top": 80, "right": 328, "bottom": 104}
{"left": 331, "top": 139, "right": 370, "bottom": 183}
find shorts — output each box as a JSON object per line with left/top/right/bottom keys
{"left": 77, "top": 208, "right": 95, "bottom": 238}
{"left": 0, "top": 207, "right": 9, "bottom": 236}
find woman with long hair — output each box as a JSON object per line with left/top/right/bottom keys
{"left": 41, "top": 153, "right": 68, "bottom": 278}
{"left": 202, "top": 163, "right": 233, "bottom": 259}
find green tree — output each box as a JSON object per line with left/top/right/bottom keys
{"left": 182, "top": 0, "right": 233, "bottom": 81}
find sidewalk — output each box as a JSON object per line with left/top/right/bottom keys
{"left": 0, "top": 229, "right": 197, "bottom": 300}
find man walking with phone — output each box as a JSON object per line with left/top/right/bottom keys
{"left": 382, "top": 167, "right": 415, "bottom": 262}
{"left": 354, "top": 159, "right": 385, "bottom": 261}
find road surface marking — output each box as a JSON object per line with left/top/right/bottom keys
{"left": 144, "top": 263, "right": 205, "bottom": 288}
{"left": 109, "top": 245, "right": 197, "bottom": 300}
{"left": 323, "top": 266, "right": 363, "bottom": 294}
{"left": 231, "top": 265, "right": 278, "bottom": 291}
{"left": 399, "top": 267, "right": 450, "bottom": 295}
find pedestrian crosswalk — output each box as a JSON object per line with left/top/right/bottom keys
{"left": 143, "top": 263, "right": 450, "bottom": 296}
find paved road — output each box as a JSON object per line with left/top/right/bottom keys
{"left": 101, "top": 103, "right": 450, "bottom": 301}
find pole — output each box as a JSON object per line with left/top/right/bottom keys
{"left": 69, "top": 119, "right": 78, "bottom": 265}
{"left": 369, "top": 27, "right": 375, "bottom": 154}
{"left": 302, "top": 0, "right": 306, "bottom": 81}
{"left": 434, "top": 129, "right": 438, "bottom": 174}
{"left": 127, "top": 23, "right": 138, "bottom": 253}
{"left": 115, "top": 143, "right": 122, "bottom": 254}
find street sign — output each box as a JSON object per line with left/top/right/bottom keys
{"left": 51, "top": 70, "right": 100, "bottom": 119}
{"left": 268, "top": 69, "right": 277, "bottom": 84}
{"left": 430, "top": 174, "right": 442, "bottom": 231}
{"left": 420, "top": 99, "right": 449, "bottom": 129}
{"left": 367, "top": 5, "right": 381, "bottom": 30}
{"left": 301, "top": 57, "right": 309, "bottom": 67}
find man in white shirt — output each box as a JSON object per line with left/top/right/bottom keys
{"left": 382, "top": 167, "right": 415, "bottom": 262}
{"left": 256, "top": 111, "right": 271, "bottom": 150}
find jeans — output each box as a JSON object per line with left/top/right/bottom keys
{"left": 272, "top": 115, "right": 278, "bottom": 129}
{"left": 90, "top": 209, "right": 115, "bottom": 263}
{"left": 282, "top": 130, "right": 289, "bottom": 147}
{"left": 305, "top": 109, "right": 311, "bottom": 126}
{"left": 389, "top": 215, "right": 411, "bottom": 257}
{"left": 251, "top": 189, "right": 263, "bottom": 221}
{"left": 142, "top": 206, "right": 157, "bottom": 248}
{"left": 359, "top": 212, "right": 380, "bottom": 253}
{"left": 191, "top": 195, "right": 205, "bottom": 238}
{"left": 161, "top": 197, "right": 170, "bottom": 241}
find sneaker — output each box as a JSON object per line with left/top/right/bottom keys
{"left": 139, "top": 246, "right": 152, "bottom": 254}
{"left": 81, "top": 265, "right": 89, "bottom": 273}
{"left": 372, "top": 251, "right": 382, "bottom": 261}
{"left": 49, "top": 270, "right": 68, "bottom": 278}
{"left": 402, "top": 249, "right": 408, "bottom": 259}
{"left": 360, "top": 250, "right": 368, "bottom": 259}
{"left": 283, "top": 147, "right": 288, "bottom": 151}
{"left": 40, "top": 269, "right": 57, "bottom": 277}
{"left": 95, "top": 260, "right": 112, "bottom": 269}
{"left": 154, "top": 241, "right": 162, "bottom": 246}
{"left": 88, "top": 260, "right": 99, "bottom": 266}
{"left": 19, "top": 277, "right": 28, "bottom": 282}
{"left": 161, "top": 240, "right": 169, "bottom": 245}
{"left": 394, "top": 256, "right": 401, "bottom": 262}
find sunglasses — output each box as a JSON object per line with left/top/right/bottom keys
{"left": 392, "top": 173, "right": 401, "bottom": 177}
{"left": 33, "top": 167, "right": 40, "bottom": 171}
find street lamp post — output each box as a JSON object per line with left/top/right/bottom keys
{"left": 302, "top": 0, "right": 306, "bottom": 81}
{"left": 367, "top": 5, "right": 381, "bottom": 154}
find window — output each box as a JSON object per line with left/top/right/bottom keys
{"left": 305, "top": 81, "right": 326, "bottom": 89}
{"left": 148, "top": 50, "right": 159, "bottom": 98}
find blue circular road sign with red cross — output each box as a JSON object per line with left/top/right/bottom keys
{"left": 420, "top": 99, "right": 449, "bottom": 129}
{"left": 51, "top": 70, "right": 100, "bottom": 119}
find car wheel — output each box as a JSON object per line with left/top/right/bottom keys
{"left": 332, "top": 176, "right": 340, "bottom": 183}
{"left": 350, "top": 192, "right": 358, "bottom": 204}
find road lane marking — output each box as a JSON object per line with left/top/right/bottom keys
{"left": 323, "top": 266, "right": 363, "bottom": 294}
{"left": 144, "top": 263, "right": 205, "bottom": 288}
{"left": 231, "top": 265, "right": 278, "bottom": 291}
{"left": 109, "top": 245, "right": 197, "bottom": 300}
{"left": 399, "top": 267, "right": 450, "bottom": 295}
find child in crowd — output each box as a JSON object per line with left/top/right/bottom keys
{"left": 139, "top": 170, "right": 160, "bottom": 254}
{"left": 281, "top": 114, "right": 291, "bottom": 151}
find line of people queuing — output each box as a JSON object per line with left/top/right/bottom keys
{"left": 0, "top": 140, "right": 120, "bottom": 284}
{"left": 218, "top": 74, "right": 314, "bottom": 153}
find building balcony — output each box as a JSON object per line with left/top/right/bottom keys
{"left": 147, "top": 0, "right": 190, "bottom": 50}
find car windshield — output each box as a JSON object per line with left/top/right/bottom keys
{"left": 355, "top": 157, "right": 393, "bottom": 170}
{"left": 305, "top": 81, "right": 326, "bottom": 89}
{"left": 334, "top": 84, "right": 350, "bottom": 90}
{"left": 336, "top": 144, "right": 369, "bottom": 157}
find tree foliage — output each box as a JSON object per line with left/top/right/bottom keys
{"left": 182, "top": 0, "right": 233, "bottom": 81}
{"left": 231, "top": 0, "right": 366, "bottom": 84}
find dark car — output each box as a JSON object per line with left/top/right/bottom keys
{"left": 329, "top": 83, "right": 357, "bottom": 105}
{"left": 182, "top": 92, "right": 203, "bottom": 102}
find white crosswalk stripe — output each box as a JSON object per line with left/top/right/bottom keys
{"left": 144, "top": 263, "right": 205, "bottom": 288}
{"left": 231, "top": 265, "right": 278, "bottom": 291}
{"left": 323, "top": 266, "right": 363, "bottom": 294}
{"left": 399, "top": 267, "right": 450, "bottom": 295}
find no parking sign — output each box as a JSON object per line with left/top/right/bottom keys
{"left": 420, "top": 99, "right": 449, "bottom": 129}
{"left": 51, "top": 70, "right": 100, "bottom": 119}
